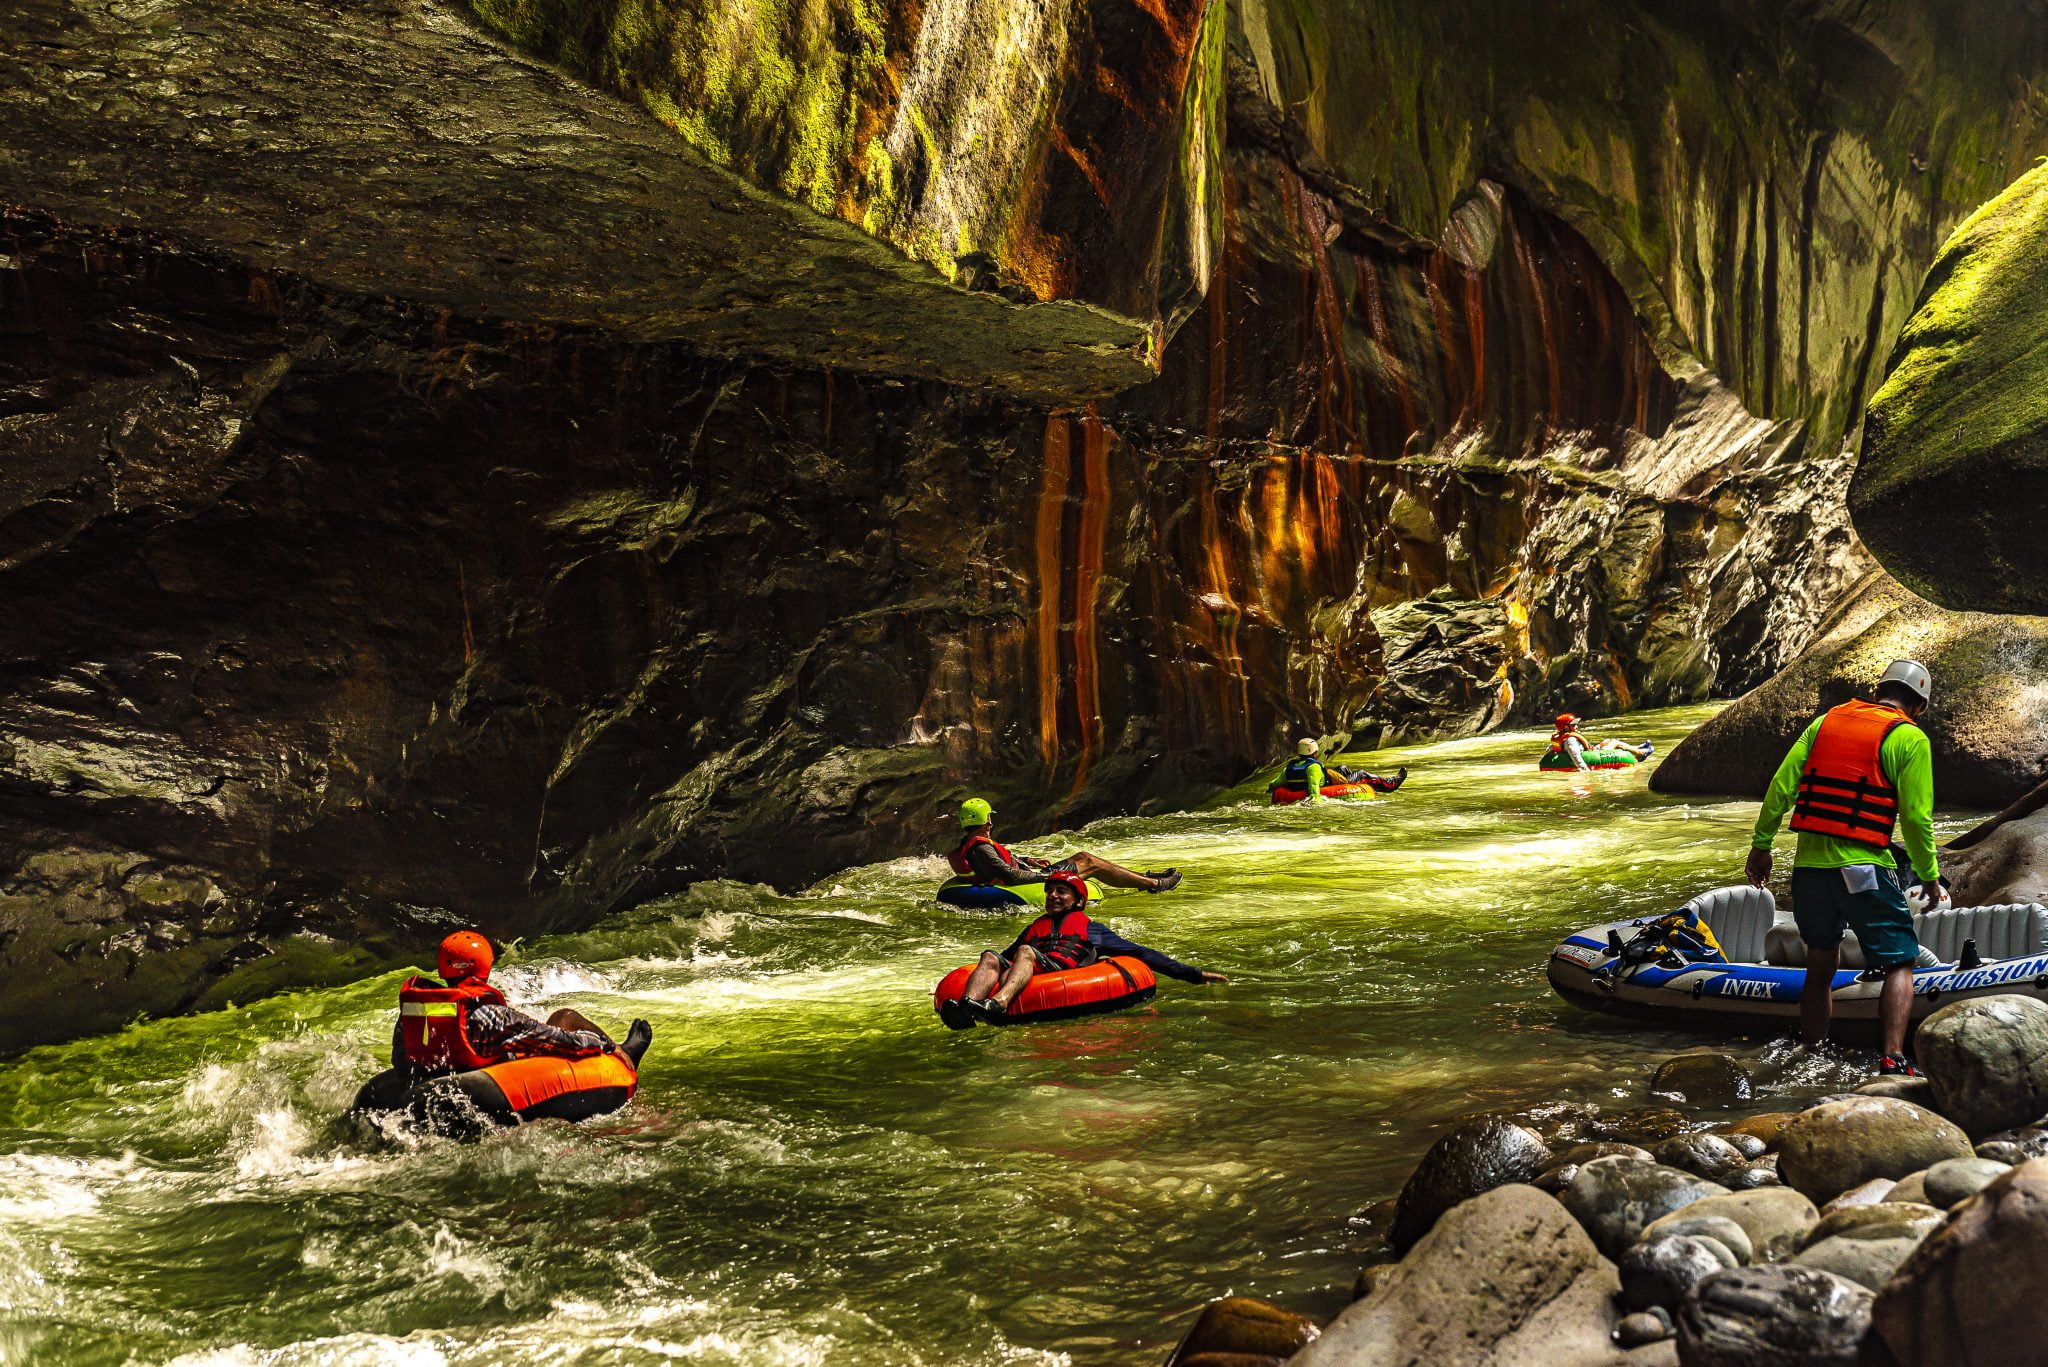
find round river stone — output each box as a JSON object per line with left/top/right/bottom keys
{"left": 1776, "top": 1097, "right": 1973, "bottom": 1203}
{"left": 1919, "top": 996, "right": 2048, "bottom": 1137}
{"left": 1388, "top": 1116, "right": 1550, "bottom": 1252}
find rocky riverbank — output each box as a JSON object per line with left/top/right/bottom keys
{"left": 1166, "top": 994, "right": 2048, "bottom": 1366}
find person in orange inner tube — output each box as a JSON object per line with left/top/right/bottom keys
{"left": 391, "top": 930, "right": 651, "bottom": 1078}
{"left": 944, "top": 873, "right": 1228, "bottom": 1027}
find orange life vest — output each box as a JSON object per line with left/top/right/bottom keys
{"left": 397, "top": 976, "right": 507, "bottom": 1071}
{"left": 1546, "top": 725, "right": 1589, "bottom": 756}
{"left": 948, "top": 832, "right": 1015, "bottom": 881}
{"left": 1789, "top": 699, "right": 1915, "bottom": 850}
{"left": 1021, "top": 909, "right": 1095, "bottom": 971}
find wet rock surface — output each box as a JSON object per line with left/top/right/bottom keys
{"left": 1776, "top": 1098, "right": 1975, "bottom": 1204}
{"left": 1388, "top": 1116, "right": 1551, "bottom": 1252}
{"left": 1650, "top": 1055, "right": 1754, "bottom": 1107}
{"left": 1918, "top": 997, "right": 2048, "bottom": 1137}
{"left": 1168, "top": 1296, "right": 1319, "bottom": 1367}
{"left": 1563, "top": 1158, "right": 1732, "bottom": 1259}
{"left": 1873, "top": 1158, "right": 2048, "bottom": 1367}
{"left": 1651, "top": 569, "right": 2048, "bottom": 807}
{"left": 1675, "top": 1265, "right": 1874, "bottom": 1367}
{"left": 1622, "top": 1235, "right": 1728, "bottom": 1313}
{"left": 1297, "top": 1184, "right": 1632, "bottom": 1367}
{"left": 1643, "top": 1189, "right": 1818, "bottom": 1264}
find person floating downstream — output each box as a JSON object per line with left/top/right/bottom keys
{"left": 1545, "top": 714, "right": 1654, "bottom": 770}
{"left": 387, "top": 930, "right": 651, "bottom": 1075}
{"left": 1269, "top": 738, "right": 1407, "bottom": 803}
{"left": 1746, "top": 660, "right": 1941, "bottom": 1074}
{"left": 943, "top": 873, "right": 1226, "bottom": 1026}
{"left": 949, "top": 797, "right": 1182, "bottom": 892}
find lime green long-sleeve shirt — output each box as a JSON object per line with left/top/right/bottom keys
{"left": 1751, "top": 711, "right": 1940, "bottom": 881}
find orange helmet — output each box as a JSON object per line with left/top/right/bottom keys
{"left": 437, "top": 930, "right": 495, "bottom": 983}
{"left": 1555, "top": 713, "right": 1579, "bottom": 728}
{"left": 1043, "top": 872, "right": 1090, "bottom": 906}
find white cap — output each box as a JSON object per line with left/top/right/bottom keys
{"left": 1880, "top": 659, "right": 1932, "bottom": 704}
{"left": 1297, "top": 738, "right": 1319, "bottom": 755}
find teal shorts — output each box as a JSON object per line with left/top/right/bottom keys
{"left": 1790, "top": 865, "right": 1921, "bottom": 971}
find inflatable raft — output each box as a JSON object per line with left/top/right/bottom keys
{"left": 936, "top": 876, "right": 1105, "bottom": 910}
{"left": 1539, "top": 748, "right": 1642, "bottom": 771}
{"left": 1549, "top": 885, "right": 2048, "bottom": 1040}
{"left": 932, "top": 955, "right": 1156, "bottom": 1028}
{"left": 350, "top": 1048, "right": 641, "bottom": 1140}
{"left": 1270, "top": 781, "right": 1379, "bottom": 805}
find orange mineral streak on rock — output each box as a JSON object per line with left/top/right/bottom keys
{"left": 1034, "top": 412, "right": 1073, "bottom": 768}
{"left": 1068, "top": 408, "right": 1112, "bottom": 794}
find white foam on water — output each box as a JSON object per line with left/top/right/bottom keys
{"left": 493, "top": 961, "right": 617, "bottom": 1007}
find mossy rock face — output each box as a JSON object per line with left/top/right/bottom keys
{"left": 1652, "top": 568, "right": 2048, "bottom": 808}
{"left": 1853, "top": 164, "right": 2048, "bottom": 613}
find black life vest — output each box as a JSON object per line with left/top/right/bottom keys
{"left": 948, "top": 832, "right": 1016, "bottom": 881}
{"left": 1275, "top": 757, "right": 1325, "bottom": 790}
{"left": 1020, "top": 909, "right": 1096, "bottom": 971}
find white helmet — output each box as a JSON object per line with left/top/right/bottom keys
{"left": 1297, "top": 738, "right": 1319, "bottom": 756}
{"left": 1880, "top": 659, "right": 1932, "bottom": 704}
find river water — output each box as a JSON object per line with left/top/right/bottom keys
{"left": 0, "top": 704, "right": 1986, "bottom": 1365}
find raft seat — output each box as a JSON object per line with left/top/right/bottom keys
{"left": 1761, "top": 903, "right": 2047, "bottom": 968}
{"left": 1680, "top": 886, "right": 1781, "bottom": 964}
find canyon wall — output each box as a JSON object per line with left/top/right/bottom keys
{"left": 4, "top": 0, "right": 2048, "bottom": 1042}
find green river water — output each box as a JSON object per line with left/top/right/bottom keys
{"left": 0, "top": 705, "right": 1986, "bottom": 1366}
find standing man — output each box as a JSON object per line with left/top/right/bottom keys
{"left": 1747, "top": 660, "right": 1941, "bottom": 1073}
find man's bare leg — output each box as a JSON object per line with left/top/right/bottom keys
{"left": 1801, "top": 946, "right": 1841, "bottom": 1048}
{"left": 548, "top": 1008, "right": 614, "bottom": 1046}
{"left": 991, "top": 949, "right": 1038, "bottom": 1007}
{"left": 961, "top": 951, "right": 1005, "bottom": 1002}
{"left": 1879, "top": 964, "right": 1915, "bottom": 1060}
{"left": 1060, "top": 851, "right": 1170, "bottom": 891}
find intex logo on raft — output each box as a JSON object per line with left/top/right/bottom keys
{"left": 1711, "top": 976, "right": 1785, "bottom": 1001}
{"left": 1553, "top": 942, "right": 1604, "bottom": 968}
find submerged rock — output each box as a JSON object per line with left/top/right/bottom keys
{"left": 1166, "top": 1296, "right": 1318, "bottom": 1367}
{"left": 1651, "top": 1055, "right": 1754, "bottom": 1106}
{"left": 1675, "top": 1265, "right": 1874, "bottom": 1367}
{"left": 1775, "top": 1098, "right": 1974, "bottom": 1204}
{"left": 1917, "top": 997, "right": 2048, "bottom": 1137}
{"left": 1389, "top": 1117, "right": 1552, "bottom": 1252}
{"left": 1874, "top": 1159, "right": 2048, "bottom": 1366}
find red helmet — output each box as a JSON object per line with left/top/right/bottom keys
{"left": 1042, "top": 872, "right": 1090, "bottom": 906}
{"left": 437, "top": 930, "right": 495, "bottom": 983}
{"left": 1555, "top": 713, "right": 1579, "bottom": 727}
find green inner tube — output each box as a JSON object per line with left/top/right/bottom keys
{"left": 1540, "top": 749, "right": 1640, "bottom": 771}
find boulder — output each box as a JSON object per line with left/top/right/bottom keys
{"left": 1675, "top": 1265, "right": 1874, "bottom": 1367}
{"left": 1852, "top": 162, "right": 2048, "bottom": 615}
{"left": 1727, "top": 1114, "right": 1798, "bottom": 1150}
{"left": 1793, "top": 1207, "right": 1943, "bottom": 1291}
{"left": 1719, "top": 1133, "right": 1767, "bottom": 1161}
{"left": 1617, "top": 1309, "right": 1675, "bottom": 1348}
{"left": 1855, "top": 1076, "right": 1938, "bottom": 1107}
{"left": 1621, "top": 1235, "right": 1730, "bottom": 1312}
{"left": 1168, "top": 1296, "right": 1319, "bottom": 1367}
{"left": 1727, "top": 1164, "right": 1783, "bottom": 1190}
{"left": 1945, "top": 802, "right": 2048, "bottom": 908}
{"left": 1650, "top": 569, "right": 2048, "bottom": 807}
{"left": 1643, "top": 1216, "right": 1753, "bottom": 1266}
{"left": 1917, "top": 997, "right": 2048, "bottom": 1137}
{"left": 1804, "top": 1201, "right": 1945, "bottom": 1248}
{"left": 1388, "top": 1117, "right": 1552, "bottom": 1252}
{"left": 1874, "top": 1158, "right": 2048, "bottom": 1366}
{"left": 1924, "top": 1157, "right": 2013, "bottom": 1209}
{"left": 1292, "top": 1185, "right": 1634, "bottom": 1367}
{"left": 1650, "top": 1056, "right": 1754, "bottom": 1107}
{"left": 1775, "top": 1098, "right": 1974, "bottom": 1203}
{"left": 1651, "top": 1135, "right": 1750, "bottom": 1183}
{"left": 1562, "top": 1158, "right": 1732, "bottom": 1259}
{"left": 1643, "top": 1189, "right": 1819, "bottom": 1262}
{"left": 1588, "top": 1108, "right": 1696, "bottom": 1146}
{"left": 1823, "top": 1178, "right": 1896, "bottom": 1211}
{"left": 1884, "top": 1172, "right": 1931, "bottom": 1205}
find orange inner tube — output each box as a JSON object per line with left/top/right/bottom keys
{"left": 932, "top": 954, "right": 1157, "bottom": 1023}
{"left": 482, "top": 1051, "right": 639, "bottom": 1115}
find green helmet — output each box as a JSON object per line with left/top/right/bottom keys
{"left": 957, "top": 797, "right": 993, "bottom": 828}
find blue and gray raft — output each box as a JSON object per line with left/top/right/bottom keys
{"left": 935, "top": 876, "right": 1105, "bottom": 910}
{"left": 1549, "top": 886, "right": 2048, "bottom": 1040}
